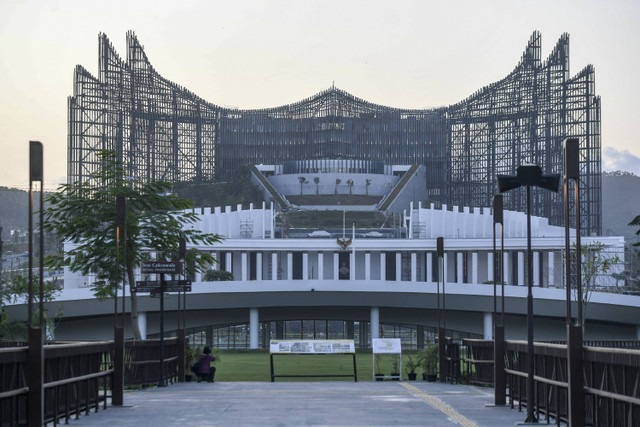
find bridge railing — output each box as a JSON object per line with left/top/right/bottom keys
{"left": 462, "top": 338, "right": 640, "bottom": 426}
{"left": 0, "top": 338, "right": 181, "bottom": 425}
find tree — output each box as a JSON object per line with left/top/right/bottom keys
{"left": 0, "top": 274, "right": 61, "bottom": 339}
{"left": 313, "top": 177, "right": 320, "bottom": 195}
{"left": 346, "top": 179, "right": 354, "bottom": 195}
{"left": 335, "top": 178, "right": 341, "bottom": 195}
{"left": 569, "top": 241, "right": 620, "bottom": 328}
{"left": 365, "top": 178, "right": 371, "bottom": 196}
{"left": 44, "top": 151, "right": 222, "bottom": 339}
{"left": 298, "top": 176, "right": 308, "bottom": 196}
{"left": 203, "top": 269, "right": 234, "bottom": 281}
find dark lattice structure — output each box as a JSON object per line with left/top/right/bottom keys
{"left": 68, "top": 31, "right": 601, "bottom": 234}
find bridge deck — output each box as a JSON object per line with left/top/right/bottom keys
{"left": 66, "top": 381, "right": 536, "bottom": 426}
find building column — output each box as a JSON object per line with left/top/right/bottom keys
{"left": 380, "top": 252, "right": 386, "bottom": 281}
{"left": 472, "top": 252, "right": 478, "bottom": 285}
{"left": 487, "top": 252, "right": 494, "bottom": 283}
{"left": 426, "top": 252, "right": 433, "bottom": 284}
{"left": 443, "top": 252, "right": 448, "bottom": 284}
{"left": 318, "top": 252, "right": 324, "bottom": 280}
{"left": 249, "top": 308, "right": 259, "bottom": 349}
{"left": 138, "top": 312, "right": 147, "bottom": 340}
{"left": 302, "top": 251, "right": 309, "bottom": 280}
{"left": 517, "top": 252, "right": 525, "bottom": 286}
{"left": 457, "top": 252, "right": 464, "bottom": 284}
{"left": 195, "top": 270, "right": 202, "bottom": 282}
{"left": 396, "top": 252, "right": 402, "bottom": 281}
{"left": 411, "top": 252, "right": 417, "bottom": 282}
{"left": 225, "top": 252, "right": 232, "bottom": 274}
{"left": 370, "top": 307, "right": 380, "bottom": 341}
{"left": 350, "top": 250, "right": 356, "bottom": 280}
{"left": 636, "top": 325, "right": 640, "bottom": 340}
{"left": 287, "top": 252, "right": 293, "bottom": 280}
{"left": 417, "top": 325, "right": 425, "bottom": 349}
{"left": 503, "top": 252, "right": 509, "bottom": 285}
{"left": 484, "top": 312, "right": 493, "bottom": 339}
{"left": 533, "top": 251, "right": 540, "bottom": 286}
{"left": 365, "top": 251, "right": 371, "bottom": 281}
{"left": 548, "top": 251, "right": 555, "bottom": 287}
{"left": 241, "top": 251, "right": 248, "bottom": 281}
{"left": 256, "top": 252, "right": 262, "bottom": 281}
{"left": 333, "top": 252, "right": 339, "bottom": 280}
{"left": 271, "top": 252, "right": 278, "bottom": 280}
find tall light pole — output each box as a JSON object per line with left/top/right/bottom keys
{"left": 564, "top": 138, "right": 584, "bottom": 426}
{"left": 436, "top": 237, "right": 447, "bottom": 383}
{"left": 497, "top": 165, "right": 560, "bottom": 424}
{"left": 492, "top": 195, "right": 506, "bottom": 405}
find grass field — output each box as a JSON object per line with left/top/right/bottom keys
{"left": 200, "top": 350, "right": 425, "bottom": 382}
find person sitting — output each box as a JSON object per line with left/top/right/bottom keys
{"left": 196, "top": 347, "right": 216, "bottom": 383}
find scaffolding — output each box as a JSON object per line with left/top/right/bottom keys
{"left": 68, "top": 31, "right": 600, "bottom": 234}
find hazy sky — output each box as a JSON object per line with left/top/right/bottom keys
{"left": 1, "top": 0, "right": 639, "bottom": 190}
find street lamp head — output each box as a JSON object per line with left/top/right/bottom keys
{"left": 496, "top": 174, "right": 520, "bottom": 193}
{"left": 497, "top": 164, "right": 560, "bottom": 194}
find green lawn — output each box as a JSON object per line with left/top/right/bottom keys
{"left": 200, "top": 350, "right": 425, "bottom": 382}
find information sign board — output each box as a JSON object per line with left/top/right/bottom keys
{"left": 269, "top": 340, "right": 355, "bottom": 354}
{"left": 371, "top": 338, "right": 402, "bottom": 354}
{"left": 134, "top": 280, "right": 191, "bottom": 293}
{"left": 140, "top": 261, "right": 182, "bottom": 274}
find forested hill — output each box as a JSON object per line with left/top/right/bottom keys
{"left": 602, "top": 171, "right": 640, "bottom": 243}
{"left": 0, "top": 187, "right": 53, "bottom": 236}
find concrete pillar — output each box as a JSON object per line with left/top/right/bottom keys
{"left": 637, "top": 325, "right": 640, "bottom": 340}
{"left": 517, "top": 252, "right": 525, "bottom": 286}
{"left": 365, "top": 252, "right": 371, "bottom": 281}
{"left": 533, "top": 251, "right": 540, "bottom": 286}
{"left": 472, "top": 252, "right": 478, "bottom": 285}
{"left": 333, "top": 252, "right": 339, "bottom": 280}
{"left": 370, "top": 307, "right": 380, "bottom": 341}
{"left": 443, "top": 252, "right": 449, "bottom": 284}
{"left": 487, "top": 252, "right": 494, "bottom": 282}
{"left": 318, "top": 252, "right": 324, "bottom": 280}
{"left": 225, "top": 252, "right": 232, "bottom": 274}
{"left": 346, "top": 321, "right": 355, "bottom": 339}
{"left": 411, "top": 252, "right": 417, "bottom": 282}
{"left": 271, "top": 252, "right": 278, "bottom": 280}
{"left": 195, "top": 270, "right": 202, "bottom": 282}
{"left": 275, "top": 321, "right": 284, "bottom": 339}
{"left": 350, "top": 250, "right": 356, "bottom": 280}
{"left": 138, "top": 312, "right": 147, "bottom": 340}
{"left": 241, "top": 251, "right": 248, "bottom": 281}
{"left": 484, "top": 312, "right": 493, "bottom": 339}
{"left": 249, "top": 308, "right": 259, "bottom": 349}
{"left": 256, "top": 252, "right": 262, "bottom": 281}
{"left": 302, "top": 251, "right": 309, "bottom": 280}
{"left": 503, "top": 252, "right": 509, "bottom": 285}
{"left": 457, "top": 252, "right": 464, "bottom": 284}
{"left": 548, "top": 251, "right": 555, "bottom": 287}
{"left": 396, "top": 252, "right": 402, "bottom": 281}
{"left": 426, "top": 252, "right": 433, "bottom": 284}
{"left": 380, "top": 252, "right": 386, "bottom": 281}
{"left": 287, "top": 252, "right": 293, "bottom": 280}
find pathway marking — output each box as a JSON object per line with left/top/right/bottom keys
{"left": 400, "top": 382, "right": 478, "bottom": 427}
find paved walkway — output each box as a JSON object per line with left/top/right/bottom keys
{"left": 65, "top": 381, "right": 533, "bottom": 426}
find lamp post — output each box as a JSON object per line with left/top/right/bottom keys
{"left": 113, "top": 195, "right": 126, "bottom": 405}
{"left": 492, "top": 195, "right": 506, "bottom": 405}
{"left": 497, "top": 165, "right": 560, "bottom": 423}
{"left": 436, "top": 237, "right": 447, "bottom": 383}
{"left": 564, "top": 138, "right": 584, "bottom": 426}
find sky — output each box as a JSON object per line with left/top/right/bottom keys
{"left": 0, "top": 0, "right": 639, "bottom": 190}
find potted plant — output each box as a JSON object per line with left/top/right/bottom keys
{"left": 184, "top": 343, "right": 194, "bottom": 382}
{"left": 420, "top": 343, "right": 438, "bottom": 382}
{"left": 390, "top": 354, "right": 400, "bottom": 380}
{"left": 374, "top": 355, "right": 384, "bottom": 381}
{"left": 405, "top": 354, "right": 420, "bottom": 380}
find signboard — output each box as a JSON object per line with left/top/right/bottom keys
{"left": 371, "top": 338, "right": 402, "bottom": 354}
{"left": 134, "top": 280, "right": 191, "bottom": 293}
{"left": 269, "top": 340, "right": 355, "bottom": 354}
{"left": 140, "top": 261, "right": 182, "bottom": 275}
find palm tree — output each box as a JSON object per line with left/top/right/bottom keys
{"left": 335, "top": 178, "right": 341, "bottom": 195}
{"left": 346, "top": 179, "right": 354, "bottom": 195}
{"left": 313, "top": 177, "right": 320, "bottom": 195}
{"left": 298, "top": 176, "right": 308, "bottom": 195}
{"left": 365, "top": 178, "right": 372, "bottom": 196}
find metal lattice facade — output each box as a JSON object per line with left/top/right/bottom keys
{"left": 68, "top": 31, "right": 601, "bottom": 234}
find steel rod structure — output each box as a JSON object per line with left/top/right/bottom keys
{"left": 68, "top": 31, "right": 601, "bottom": 234}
